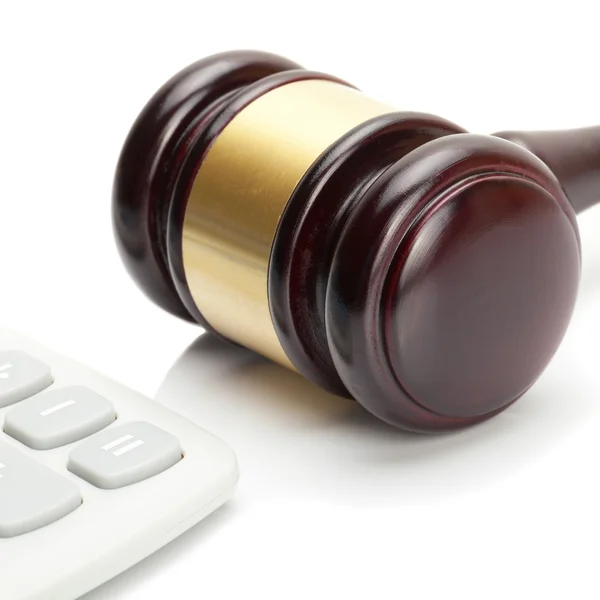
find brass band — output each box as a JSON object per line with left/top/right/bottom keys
{"left": 182, "top": 79, "right": 395, "bottom": 367}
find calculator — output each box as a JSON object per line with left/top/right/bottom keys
{"left": 0, "top": 328, "right": 239, "bottom": 600}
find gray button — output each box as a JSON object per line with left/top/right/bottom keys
{"left": 68, "top": 422, "right": 182, "bottom": 489}
{"left": 4, "top": 386, "right": 116, "bottom": 450}
{"left": 0, "top": 440, "right": 81, "bottom": 538}
{"left": 0, "top": 350, "right": 52, "bottom": 408}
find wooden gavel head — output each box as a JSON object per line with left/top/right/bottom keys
{"left": 113, "top": 50, "right": 599, "bottom": 432}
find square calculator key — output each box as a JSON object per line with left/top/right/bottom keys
{"left": 0, "top": 350, "right": 52, "bottom": 408}
{"left": 4, "top": 386, "right": 116, "bottom": 450}
{"left": 68, "top": 421, "right": 182, "bottom": 489}
{"left": 0, "top": 441, "right": 82, "bottom": 538}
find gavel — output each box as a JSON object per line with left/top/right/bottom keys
{"left": 112, "top": 50, "right": 599, "bottom": 432}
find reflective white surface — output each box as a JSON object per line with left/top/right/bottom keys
{"left": 87, "top": 207, "right": 600, "bottom": 598}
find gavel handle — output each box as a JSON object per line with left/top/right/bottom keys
{"left": 495, "top": 126, "right": 600, "bottom": 214}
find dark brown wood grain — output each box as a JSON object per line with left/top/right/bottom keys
{"left": 326, "top": 135, "right": 580, "bottom": 431}
{"left": 269, "top": 112, "right": 467, "bottom": 397}
{"left": 495, "top": 127, "right": 600, "bottom": 214}
{"left": 112, "top": 50, "right": 599, "bottom": 432}
{"left": 112, "top": 50, "right": 302, "bottom": 321}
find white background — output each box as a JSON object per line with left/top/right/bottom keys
{"left": 1, "top": 1, "right": 599, "bottom": 598}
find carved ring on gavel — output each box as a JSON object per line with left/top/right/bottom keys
{"left": 112, "top": 50, "right": 599, "bottom": 432}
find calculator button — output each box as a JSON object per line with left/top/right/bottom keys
{"left": 0, "top": 440, "right": 81, "bottom": 538}
{"left": 4, "top": 386, "right": 116, "bottom": 450}
{"left": 0, "top": 351, "right": 52, "bottom": 408}
{"left": 68, "top": 422, "right": 182, "bottom": 489}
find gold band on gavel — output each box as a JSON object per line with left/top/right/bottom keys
{"left": 181, "top": 79, "right": 396, "bottom": 367}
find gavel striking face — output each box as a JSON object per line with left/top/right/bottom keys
{"left": 113, "top": 50, "right": 599, "bottom": 432}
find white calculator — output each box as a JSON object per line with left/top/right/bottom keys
{"left": 0, "top": 328, "right": 239, "bottom": 600}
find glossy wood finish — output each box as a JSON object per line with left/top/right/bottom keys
{"left": 495, "top": 127, "right": 600, "bottom": 214}
{"left": 326, "top": 135, "right": 580, "bottom": 431}
{"left": 113, "top": 51, "right": 599, "bottom": 432}
{"left": 112, "top": 51, "right": 302, "bottom": 323}
{"left": 270, "top": 112, "right": 467, "bottom": 396}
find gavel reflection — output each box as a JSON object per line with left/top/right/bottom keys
{"left": 113, "top": 50, "right": 599, "bottom": 432}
